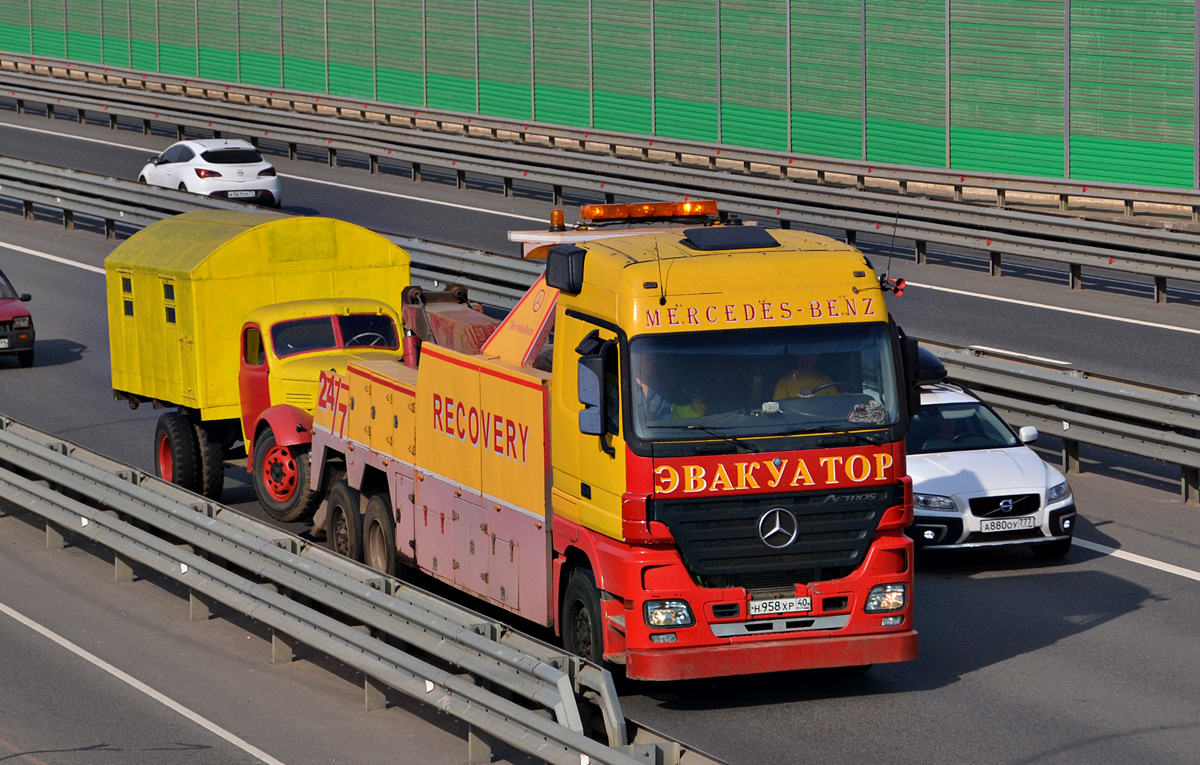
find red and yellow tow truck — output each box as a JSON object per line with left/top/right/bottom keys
{"left": 301, "top": 201, "right": 920, "bottom": 680}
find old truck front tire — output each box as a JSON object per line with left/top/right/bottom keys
{"left": 155, "top": 412, "right": 202, "bottom": 494}
{"left": 252, "top": 428, "right": 320, "bottom": 523}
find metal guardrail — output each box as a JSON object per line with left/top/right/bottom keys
{"left": 0, "top": 415, "right": 694, "bottom": 765}
{"left": 0, "top": 155, "right": 251, "bottom": 235}
{"left": 7, "top": 53, "right": 1200, "bottom": 223}
{"left": 5, "top": 56, "right": 1200, "bottom": 304}
{"left": 928, "top": 344, "right": 1200, "bottom": 504}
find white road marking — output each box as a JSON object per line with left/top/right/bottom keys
{"left": 0, "top": 599, "right": 288, "bottom": 765}
{"left": 277, "top": 173, "right": 545, "bottom": 221}
{"left": 0, "top": 120, "right": 543, "bottom": 221}
{"left": 906, "top": 281, "right": 1200, "bottom": 336}
{"left": 967, "top": 345, "right": 1071, "bottom": 366}
{"left": 0, "top": 241, "right": 105, "bottom": 273}
{"left": 1073, "top": 538, "right": 1200, "bottom": 583}
{"left": 0, "top": 120, "right": 139, "bottom": 151}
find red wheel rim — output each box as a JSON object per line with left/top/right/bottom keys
{"left": 261, "top": 444, "right": 298, "bottom": 502}
{"left": 158, "top": 432, "right": 174, "bottom": 483}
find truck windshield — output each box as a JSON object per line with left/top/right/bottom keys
{"left": 271, "top": 314, "right": 399, "bottom": 358}
{"left": 629, "top": 323, "right": 900, "bottom": 441}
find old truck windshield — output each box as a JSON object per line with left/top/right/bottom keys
{"left": 271, "top": 314, "right": 399, "bottom": 358}
{"left": 629, "top": 323, "right": 900, "bottom": 441}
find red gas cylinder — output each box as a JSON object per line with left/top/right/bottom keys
{"left": 403, "top": 330, "right": 420, "bottom": 369}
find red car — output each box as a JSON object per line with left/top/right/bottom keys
{"left": 0, "top": 268, "right": 34, "bottom": 367}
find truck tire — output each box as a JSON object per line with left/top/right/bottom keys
{"left": 17, "top": 348, "right": 33, "bottom": 368}
{"left": 155, "top": 412, "right": 202, "bottom": 494}
{"left": 363, "top": 493, "right": 397, "bottom": 575}
{"left": 252, "top": 428, "right": 320, "bottom": 522}
{"left": 326, "top": 481, "right": 365, "bottom": 562}
{"left": 193, "top": 421, "right": 226, "bottom": 502}
{"left": 562, "top": 568, "right": 604, "bottom": 665}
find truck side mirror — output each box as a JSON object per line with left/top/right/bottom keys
{"left": 547, "top": 245, "right": 586, "bottom": 295}
{"left": 578, "top": 355, "right": 606, "bottom": 436}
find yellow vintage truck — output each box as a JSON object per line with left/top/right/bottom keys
{"left": 106, "top": 210, "right": 411, "bottom": 519}
{"left": 299, "top": 201, "right": 922, "bottom": 680}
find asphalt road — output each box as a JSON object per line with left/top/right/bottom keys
{"left": 3, "top": 106, "right": 1200, "bottom": 764}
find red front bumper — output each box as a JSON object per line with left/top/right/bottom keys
{"left": 625, "top": 629, "right": 919, "bottom": 682}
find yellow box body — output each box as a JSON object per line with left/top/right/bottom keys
{"left": 106, "top": 210, "right": 411, "bottom": 421}
{"left": 413, "top": 345, "right": 550, "bottom": 516}
{"left": 343, "top": 358, "right": 418, "bottom": 457}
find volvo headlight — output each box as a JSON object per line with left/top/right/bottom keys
{"left": 12, "top": 315, "right": 30, "bottom": 329}
{"left": 865, "top": 583, "right": 907, "bottom": 613}
{"left": 1047, "top": 480, "right": 1072, "bottom": 503}
{"left": 644, "top": 599, "right": 695, "bottom": 628}
{"left": 914, "top": 493, "right": 955, "bottom": 511}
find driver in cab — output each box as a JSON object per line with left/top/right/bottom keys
{"left": 634, "top": 356, "right": 706, "bottom": 421}
{"left": 773, "top": 353, "right": 838, "bottom": 400}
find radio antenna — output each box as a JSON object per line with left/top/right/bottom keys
{"left": 654, "top": 241, "right": 667, "bottom": 305}
{"left": 879, "top": 209, "right": 906, "bottom": 296}
{"left": 883, "top": 209, "right": 900, "bottom": 279}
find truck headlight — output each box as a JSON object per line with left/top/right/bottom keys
{"left": 865, "top": 584, "right": 907, "bottom": 613}
{"left": 1047, "top": 480, "right": 1072, "bottom": 503}
{"left": 914, "top": 493, "right": 955, "bottom": 511}
{"left": 644, "top": 599, "right": 694, "bottom": 628}
{"left": 12, "top": 316, "right": 30, "bottom": 329}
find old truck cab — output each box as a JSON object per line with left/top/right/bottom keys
{"left": 238, "top": 298, "right": 402, "bottom": 519}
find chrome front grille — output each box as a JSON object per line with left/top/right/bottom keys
{"left": 969, "top": 493, "right": 1040, "bottom": 518}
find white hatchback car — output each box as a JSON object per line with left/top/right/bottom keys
{"left": 139, "top": 138, "right": 281, "bottom": 207}
{"left": 906, "top": 382, "right": 1076, "bottom": 558}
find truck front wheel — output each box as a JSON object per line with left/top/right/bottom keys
{"left": 253, "top": 429, "right": 320, "bottom": 522}
{"left": 155, "top": 412, "right": 202, "bottom": 494}
{"left": 562, "top": 568, "right": 604, "bottom": 665}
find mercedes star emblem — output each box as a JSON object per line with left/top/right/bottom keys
{"left": 758, "top": 507, "right": 799, "bottom": 549}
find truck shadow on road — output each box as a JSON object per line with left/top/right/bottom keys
{"left": 626, "top": 541, "right": 1154, "bottom": 709}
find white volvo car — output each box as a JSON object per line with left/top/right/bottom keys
{"left": 139, "top": 138, "right": 281, "bottom": 207}
{"left": 906, "top": 381, "right": 1076, "bottom": 558}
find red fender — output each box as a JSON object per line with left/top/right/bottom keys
{"left": 247, "top": 404, "right": 314, "bottom": 473}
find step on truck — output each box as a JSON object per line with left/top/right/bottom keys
{"left": 106, "top": 210, "right": 411, "bottom": 520}
{"left": 303, "top": 201, "right": 921, "bottom": 680}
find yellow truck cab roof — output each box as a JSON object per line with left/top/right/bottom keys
{"left": 567, "top": 226, "right": 889, "bottom": 334}
{"left": 244, "top": 297, "right": 399, "bottom": 327}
